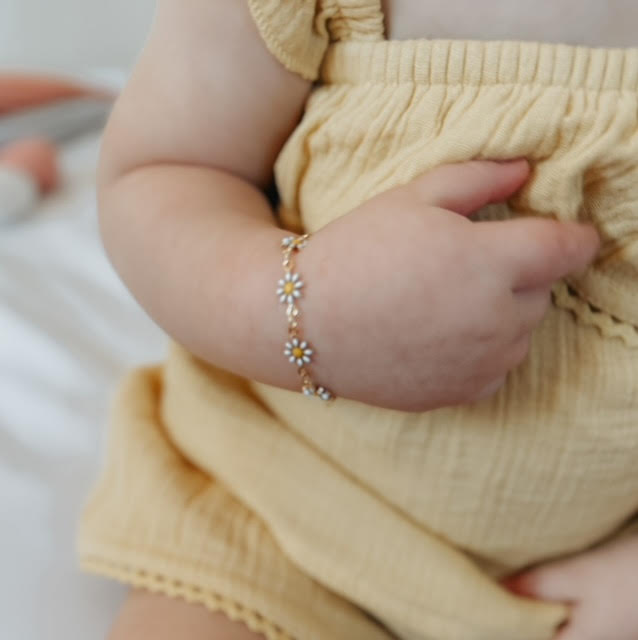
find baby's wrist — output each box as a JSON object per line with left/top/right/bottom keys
{"left": 229, "top": 226, "right": 338, "bottom": 397}
{"left": 278, "top": 234, "right": 336, "bottom": 401}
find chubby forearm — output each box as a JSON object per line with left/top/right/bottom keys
{"left": 98, "top": 164, "right": 305, "bottom": 390}
{"left": 90, "top": 0, "right": 318, "bottom": 390}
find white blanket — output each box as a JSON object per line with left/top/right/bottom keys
{"left": 0, "top": 126, "right": 167, "bottom": 636}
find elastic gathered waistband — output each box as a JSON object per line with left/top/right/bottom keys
{"left": 321, "top": 39, "right": 638, "bottom": 90}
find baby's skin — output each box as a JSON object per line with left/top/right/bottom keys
{"left": 99, "top": 1, "right": 632, "bottom": 638}
{"left": 503, "top": 535, "right": 638, "bottom": 640}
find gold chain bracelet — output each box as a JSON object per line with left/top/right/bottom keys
{"left": 277, "top": 234, "right": 334, "bottom": 402}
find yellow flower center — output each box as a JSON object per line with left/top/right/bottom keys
{"left": 284, "top": 282, "right": 295, "bottom": 295}
{"left": 292, "top": 347, "right": 304, "bottom": 359}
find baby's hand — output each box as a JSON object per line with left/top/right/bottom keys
{"left": 502, "top": 535, "right": 638, "bottom": 640}
{"left": 300, "top": 159, "right": 600, "bottom": 411}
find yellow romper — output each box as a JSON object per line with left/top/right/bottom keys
{"left": 78, "top": 1, "right": 638, "bottom": 639}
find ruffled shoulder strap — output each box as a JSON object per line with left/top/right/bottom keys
{"left": 247, "top": 0, "right": 384, "bottom": 81}
{"left": 323, "top": 0, "right": 385, "bottom": 43}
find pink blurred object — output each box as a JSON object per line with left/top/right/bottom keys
{"left": 0, "top": 138, "right": 60, "bottom": 224}
{"left": 0, "top": 73, "right": 114, "bottom": 116}
{"left": 0, "top": 72, "right": 109, "bottom": 223}
{"left": 0, "top": 138, "right": 59, "bottom": 193}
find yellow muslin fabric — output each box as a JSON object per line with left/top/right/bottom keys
{"left": 78, "top": 1, "right": 638, "bottom": 639}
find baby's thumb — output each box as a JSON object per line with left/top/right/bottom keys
{"left": 410, "top": 159, "right": 530, "bottom": 216}
{"left": 477, "top": 217, "right": 600, "bottom": 291}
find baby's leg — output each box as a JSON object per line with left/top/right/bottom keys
{"left": 109, "top": 589, "right": 266, "bottom": 640}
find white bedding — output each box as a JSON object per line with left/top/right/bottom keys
{"left": 0, "top": 120, "right": 167, "bottom": 636}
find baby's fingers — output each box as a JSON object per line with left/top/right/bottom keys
{"left": 408, "top": 159, "right": 530, "bottom": 215}
{"left": 476, "top": 217, "right": 600, "bottom": 290}
{"left": 502, "top": 555, "right": 586, "bottom": 604}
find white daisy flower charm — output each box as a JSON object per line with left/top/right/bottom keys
{"left": 284, "top": 338, "right": 313, "bottom": 367}
{"left": 277, "top": 272, "right": 303, "bottom": 304}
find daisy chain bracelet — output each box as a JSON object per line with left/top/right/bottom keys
{"left": 277, "top": 234, "right": 334, "bottom": 402}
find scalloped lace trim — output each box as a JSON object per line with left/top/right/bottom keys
{"left": 81, "top": 556, "right": 295, "bottom": 640}
{"left": 552, "top": 281, "right": 638, "bottom": 348}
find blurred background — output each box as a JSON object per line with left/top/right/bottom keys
{"left": 0, "top": 1, "right": 168, "bottom": 638}
{"left": 0, "top": 0, "right": 155, "bottom": 72}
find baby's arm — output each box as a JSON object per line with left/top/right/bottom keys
{"left": 98, "top": 0, "right": 311, "bottom": 391}
{"left": 101, "top": 0, "right": 599, "bottom": 412}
